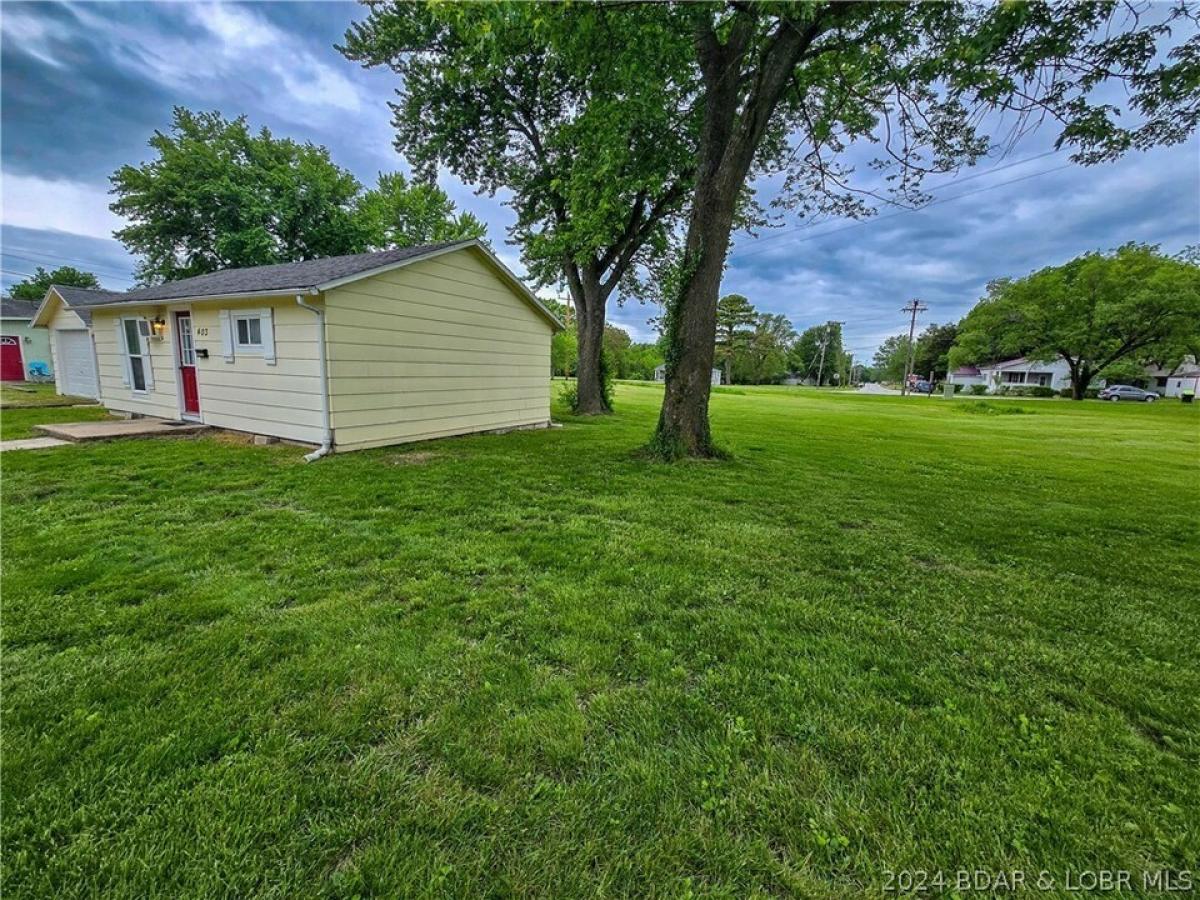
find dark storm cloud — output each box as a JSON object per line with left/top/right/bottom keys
{"left": 2, "top": 1, "right": 1197, "bottom": 360}
{"left": 715, "top": 140, "right": 1200, "bottom": 358}
{"left": 2, "top": 225, "right": 137, "bottom": 291}
{"left": 1, "top": 3, "right": 177, "bottom": 181}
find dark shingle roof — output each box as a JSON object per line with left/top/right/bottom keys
{"left": 52, "top": 242, "right": 469, "bottom": 309}
{"left": 0, "top": 296, "right": 41, "bottom": 320}
{"left": 40, "top": 239, "right": 563, "bottom": 331}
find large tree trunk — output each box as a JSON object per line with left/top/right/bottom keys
{"left": 565, "top": 261, "right": 611, "bottom": 415}
{"left": 650, "top": 10, "right": 824, "bottom": 458}
{"left": 1071, "top": 365, "right": 1092, "bottom": 400}
{"left": 652, "top": 183, "right": 739, "bottom": 457}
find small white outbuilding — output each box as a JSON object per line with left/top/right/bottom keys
{"left": 655, "top": 364, "right": 722, "bottom": 386}
{"left": 33, "top": 240, "right": 563, "bottom": 453}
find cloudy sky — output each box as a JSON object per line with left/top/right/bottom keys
{"left": 2, "top": 1, "right": 1197, "bottom": 359}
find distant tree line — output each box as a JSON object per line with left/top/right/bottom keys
{"left": 545, "top": 299, "right": 665, "bottom": 382}
{"left": 8, "top": 266, "right": 101, "bottom": 301}
{"left": 869, "top": 244, "right": 1200, "bottom": 399}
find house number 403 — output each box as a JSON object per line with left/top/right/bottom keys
{"left": 195, "top": 327, "right": 209, "bottom": 337}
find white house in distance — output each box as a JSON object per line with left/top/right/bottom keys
{"left": 655, "top": 364, "right": 722, "bottom": 386}
{"left": 1145, "top": 361, "right": 1200, "bottom": 397}
{"left": 949, "top": 355, "right": 1200, "bottom": 396}
{"left": 32, "top": 240, "right": 563, "bottom": 455}
{"left": 949, "top": 358, "right": 1072, "bottom": 392}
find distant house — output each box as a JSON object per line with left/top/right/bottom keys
{"left": 654, "top": 364, "right": 722, "bottom": 386}
{"left": 32, "top": 240, "right": 563, "bottom": 453}
{"left": 983, "top": 357, "right": 1073, "bottom": 391}
{"left": 1144, "top": 361, "right": 1200, "bottom": 397}
{"left": 947, "top": 365, "right": 984, "bottom": 388}
{"left": 0, "top": 296, "right": 53, "bottom": 382}
{"left": 948, "top": 357, "right": 1074, "bottom": 393}
{"left": 949, "top": 355, "right": 1200, "bottom": 396}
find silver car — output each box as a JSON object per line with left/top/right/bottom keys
{"left": 1098, "top": 385, "right": 1158, "bottom": 402}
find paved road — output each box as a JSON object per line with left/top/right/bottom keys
{"left": 857, "top": 382, "right": 902, "bottom": 395}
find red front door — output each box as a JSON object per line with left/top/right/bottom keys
{"left": 175, "top": 312, "right": 200, "bottom": 415}
{"left": 0, "top": 336, "right": 24, "bottom": 381}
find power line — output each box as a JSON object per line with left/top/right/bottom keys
{"left": 815, "top": 319, "right": 844, "bottom": 388}
{"left": 739, "top": 147, "right": 1063, "bottom": 253}
{"left": 899, "top": 299, "right": 928, "bottom": 397}
{"left": 736, "top": 162, "right": 1074, "bottom": 261}
{"left": 1, "top": 248, "right": 135, "bottom": 284}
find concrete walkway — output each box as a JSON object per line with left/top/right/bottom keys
{"left": 857, "top": 382, "right": 902, "bottom": 395}
{"left": 35, "top": 418, "right": 207, "bottom": 442}
{"left": 0, "top": 437, "right": 71, "bottom": 452}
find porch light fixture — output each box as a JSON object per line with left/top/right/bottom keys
{"left": 150, "top": 316, "right": 167, "bottom": 339}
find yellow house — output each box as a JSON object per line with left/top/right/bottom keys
{"left": 32, "top": 240, "right": 562, "bottom": 457}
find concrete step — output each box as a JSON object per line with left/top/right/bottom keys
{"left": 35, "top": 418, "right": 208, "bottom": 442}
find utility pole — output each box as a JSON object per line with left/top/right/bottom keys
{"left": 815, "top": 320, "right": 844, "bottom": 387}
{"left": 899, "top": 300, "right": 927, "bottom": 396}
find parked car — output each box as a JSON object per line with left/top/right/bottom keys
{"left": 1098, "top": 385, "right": 1158, "bottom": 402}
{"left": 911, "top": 380, "right": 935, "bottom": 394}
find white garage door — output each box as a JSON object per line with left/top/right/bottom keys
{"left": 56, "top": 330, "right": 99, "bottom": 399}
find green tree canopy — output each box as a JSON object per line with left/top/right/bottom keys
{"left": 356, "top": 172, "right": 485, "bottom": 250}
{"left": 8, "top": 266, "right": 100, "bottom": 300}
{"left": 732, "top": 313, "right": 796, "bottom": 385}
{"left": 952, "top": 244, "right": 1200, "bottom": 399}
{"left": 110, "top": 108, "right": 482, "bottom": 285}
{"left": 911, "top": 323, "right": 959, "bottom": 383}
{"left": 873, "top": 335, "right": 912, "bottom": 384}
{"left": 341, "top": 4, "right": 697, "bottom": 414}
{"left": 715, "top": 294, "right": 757, "bottom": 385}
{"left": 789, "top": 322, "right": 845, "bottom": 386}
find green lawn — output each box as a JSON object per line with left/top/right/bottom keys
{"left": 0, "top": 382, "right": 95, "bottom": 409}
{"left": 1, "top": 405, "right": 117, "bottom": 440}
{"left": 3, "top": 385, "right": 1197, "bottom": 897}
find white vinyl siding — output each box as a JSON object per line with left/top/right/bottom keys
{"left": 188, "top": 300, "right": 319, "bottom": 442}
{"left": 92, "top": 309, "right": 178, "bottom": 419}
{"left": 92, "top": 298, "right": 321, "bottom": 439}
{"left": 219, "top": 307, "right": 277, "bottom": 364}
{"left": 325, "top": 247, "right": 553, "bottom": 451}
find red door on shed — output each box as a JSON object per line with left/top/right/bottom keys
{"left": 175, "top": 312, "right": 200, "bottom": 416}
{"left": 0, "top": 336, "right": 24, "bottom": 381}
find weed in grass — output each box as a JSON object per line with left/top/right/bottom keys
{"left": 957, "top": 400, "right": 1034, "bottom": 415}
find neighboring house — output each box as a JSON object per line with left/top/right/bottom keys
{"left": 0, "top": 296, "right": 53, "bottom": 382}
{"left": 33, "top": 288, "right": 100, "bottom": 397}
{"left": 32, "top": 240, "right": 563, "bottom": 453}
{"left": 655, "top": 364, "right": 722, "bottom": 386}
{"left": 947, "top": 365, "right": 984, "bottom": 389}
{"left": 950, "top": 355, "right": 1200, "bottom": 396}
{"left": 947, "top": 357, "right": 1079, "bottom": 393}
{"left": 978, "top": 357, "right": 1074, "bottom": 392}
{"left": 1144, "top": 360, "right": 1200, "bottom": 397}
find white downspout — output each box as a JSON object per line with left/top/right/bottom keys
{"left": 296, "top": 293, "right": 333, "bottom": 461}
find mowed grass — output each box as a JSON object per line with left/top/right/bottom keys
{"left": 2, "top": 385, "right": 1197, "bottom": 898}
{"left": 0, "top": 382, "right": 96, "bottom": 409}
{"left": 1, "top": 383, "right": 110, "bottom": 439}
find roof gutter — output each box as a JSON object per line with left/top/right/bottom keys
{"left": 295, "top": 292, "right": 333, "bottom": 462}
